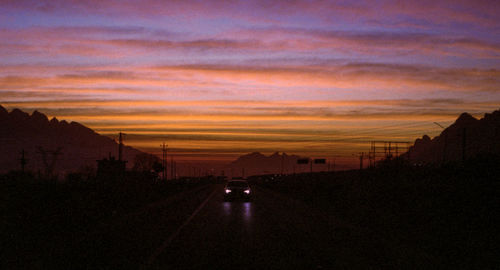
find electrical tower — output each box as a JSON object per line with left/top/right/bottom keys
{"left": 37, "top": 146, "right": 63, "bottom": 178}
{"left": 118, "top": 132, "right": 126, "bottom": 161}
{"left": 368, "top": 141, "right": 411, "bottom": 167}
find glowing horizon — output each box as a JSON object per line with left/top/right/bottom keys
{"left": 1, "top": 1, "right": 499, "bottom": 168}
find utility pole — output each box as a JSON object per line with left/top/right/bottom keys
{"left": 174, "top": 161, "right": 177, "bottom": 180}
{"left": 281, "top": 153, "right": 284, "bottom": 175}
{"left": 170, "top": 156, "right": 174, "bottom": 180}
{"left": 118, "top": 132, "right": 125, "bottom": 161}
{"left": 310, "top": 158, "right": 313, "bottom": 173}
{"left": 388, "top": 142, "right": 392, "bottom": 158}
{"left": 161, "top": 143, "right": 167, "bottom": 181}
{"left": 370, "top": 142, "right": 375, "bottom": 167}
{"left": 20, "top": 149, "right": 27, "bottom": 173}
{"left": 359, "top": 152, "right": 364, "bottom": 170}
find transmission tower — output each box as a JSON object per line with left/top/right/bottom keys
{"left": 368, "top": 141, "right": 410, "bottom": 166}
{"left": 37, "top": 146, "right": 63, "bottom": 178}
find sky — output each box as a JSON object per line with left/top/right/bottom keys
{"left": 1, "top": 0, "right": 499, "bottom": 168}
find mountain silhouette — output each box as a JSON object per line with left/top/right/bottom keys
{"left": 0, "top": 105, "right": 145, "bottom": 174}
{"left": 228, "top": 151, "right": 307, "bottom": 177}
{"left": 407, "top": 108, "right": 500, "bottom": 164}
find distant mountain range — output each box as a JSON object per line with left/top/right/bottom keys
{"left": 3, "top": 105, "right": 498, "bottom": 175}
{"left": 0, "top": 105, "right": 145, "bottom": 174}
{"left": 407, "top": 108, "right": 500, "bottom": 164}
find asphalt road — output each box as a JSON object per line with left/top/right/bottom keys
{"left": 9, "top": 183, "right": 404, "bottom": 269}
{"left": 144, "top": 185, "right": 391, "bottom": 269}
{"left": 6, "top": 178, "right": 497, "bottom": 269}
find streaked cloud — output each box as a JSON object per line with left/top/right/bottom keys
{"left": 3, "top": 0, "right": 499, "bottom": 29}
{"left": 1, "top": 0, "right": 499, "bottom": 167}
{"left": 2, "top": 26, "right": 499, "bottom": 61}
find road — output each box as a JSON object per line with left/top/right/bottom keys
{"left": 50, "top": 183, "right": 397, "bottom": 269}
{"left": 141, "top": 185, "right": 391, "bottom": 269}
{"left": 5, "top": 177, "right": 497, "bottom": 269}
{"left": 7, "top": 178, "right": 495, "bottom": 269}
{"left": 3, "top": 183, "right": 400, "bottom": 269}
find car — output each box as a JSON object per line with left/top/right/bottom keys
{"left": 223, "top": 180, "right": 252, "bottom": 201}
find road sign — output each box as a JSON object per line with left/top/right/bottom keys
{"left": 314, "top": 158, "right": 326, "bottom": 164}
{"left": 297, "top": 158, "right": 309, "bottom": 164}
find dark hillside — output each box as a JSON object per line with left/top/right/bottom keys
{"left": 0, "top": 105, "right": 145, "bottom": 174}
{"left": 407, "top": 109, "right": 500, "bottom": 164}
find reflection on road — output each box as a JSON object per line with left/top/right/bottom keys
{"left": 243, "top": 202, "right": 251, "bottom": 222}
{"left": 223, "top": 201, "right": 231, "bottom": 216}
{"left": 222, "top": 201, "right": 253, "bottom": 225}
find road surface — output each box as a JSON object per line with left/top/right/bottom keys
{"left": 141, "top": 185, "right": 392, "bottom": 269}
{"left": 60, "top": 184, "right": 397, "bottom": 269}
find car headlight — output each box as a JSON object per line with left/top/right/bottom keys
{"left": 244, "top": 189, "right": 250, "bottom": 194}
{"left": 225, "top": 189, "right": 231, "bottom": 193}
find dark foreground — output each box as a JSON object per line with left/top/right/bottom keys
{"left": 149, "top": 186, "right": 357, "bottom": 269}
{"left": 2, "top": 157, "right": 499, "bottom": 269}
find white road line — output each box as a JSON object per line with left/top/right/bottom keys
{"left": 143, "top": 187, "right": 218, "bottom": 268}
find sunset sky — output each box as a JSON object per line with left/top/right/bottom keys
{"left": 1, "top": 1, "right": 499, "bottom": 167}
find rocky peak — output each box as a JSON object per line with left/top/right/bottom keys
{"left": 10, "top": 108, "right": 30, "bottom": 120}
{"left": 454, "top": 112, "right": 477, "bottom": 126}
{"left": 483, "top": 109, "right": 500, "bottom": 123}
{"left": 0, "top": 105, "right": 7, "bottom": 116}
{"left": 31, "top": 110, "right": 49, "bottom": 124}
{"left": 50, "top": 117, "right": 59, "bottom": 125}
{"left": 414, "top": 134, "right": 431, "bottom": 148}
{"left": 59, "top": 120, "right": 69, "bottom": 127}
{"left": 408, "top": 108, "right": 500, "bottom": 163}
{"left": 237, "top": 152, "right": 265, "bottom": 161}
{"left": 270, "top": 152, "right": 281, "bottom": 157}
